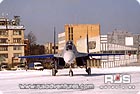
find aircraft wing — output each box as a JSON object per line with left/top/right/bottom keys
{"left": 18, "top": 54, "right": 62, "bottom": 58}
{"left": 76, "top": 52, "right": 88, "bottom": 58}
{"left": 88, "top": 53, "right": 124, "bottom": 56}
{"left": 76, "top": 53, "right": 124, "bottom": 58}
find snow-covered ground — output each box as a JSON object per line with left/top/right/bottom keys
{"left": 0, "top": 66, "right": 140, "bottom": 94}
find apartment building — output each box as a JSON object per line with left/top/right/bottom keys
{"left": 0, "top": 16, "right": 25, "bottom": 67}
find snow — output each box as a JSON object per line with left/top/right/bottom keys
{"left": 0, "top": 66, "right": 140, "bottom": 94}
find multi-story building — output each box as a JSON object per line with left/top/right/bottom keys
{"left": 58, "top": 32, "right": 65, "bottom": 53}
{"left": 0, "top": 16, "right": 25, "bottom": 67}
{"left": 65, "top": 24, "right": 100, "bottom": 46}
{"left": 58, "top": 24, "right": 100, "bottom": 52}
{"left": 100, "top": 34, "right": 137, "bottom": 54}
{"left": 107, "top": 29, "right": 139, "bottom": 48}
{"left": 44, "top": 42, "right": 58, "bottom": 54}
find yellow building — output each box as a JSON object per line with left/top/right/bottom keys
{"left": 65, "top": 24, "right": 100, "bottom": 46}
{"left": 58, "top": 24, "right": 100, "bottom": 53}
{"left": 0, "top": 16, "right": 25, "bottom": 67}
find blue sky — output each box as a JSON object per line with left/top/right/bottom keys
{"left": 0, "top": 0, "right": 140, "bottom": 44}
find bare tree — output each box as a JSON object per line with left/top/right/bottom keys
{"left": 24, "top": 31, "right": 37, "bottom": 55}
{"left": 25, "top": 31, "right": 37, "bottom": 45}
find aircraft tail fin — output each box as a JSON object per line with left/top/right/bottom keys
{"left": 87, "top": 28, "right": 89, "bottom": 53}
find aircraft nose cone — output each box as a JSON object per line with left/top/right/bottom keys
{"left": 64, "top": 51, "right": 75, "bottom": 64}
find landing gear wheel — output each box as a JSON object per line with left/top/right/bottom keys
{"left": 69, "top": 70, "right": 73, "bottom": 76}
{"left": 52, "top": 68, "right": 57, "bottom": 76}
{"left": 86, "top": 68, "right": 91, "bottom": 75}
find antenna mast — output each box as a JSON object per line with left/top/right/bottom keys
{"left": 54, "top": 27, "right": 56, "bottom": 54}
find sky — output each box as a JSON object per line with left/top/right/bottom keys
{"left": 0, "top": 0, "right": 140, "bottom": 44}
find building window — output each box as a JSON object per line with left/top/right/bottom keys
{"left": 0, "top": 54, "right": 8, "bottom": 58}
{"left": 68, "top": 27, "right": 70, "bottom": 34}
{"left": 13, "top": 38, "right": 22, "bottom": 43}
{"left": 71, "top": 35, "right": 73, "bottom": 40}
{"left": 13, "top": 46, "right": 21, "bottom": 50}
{"left": 68, "top": 34, "right": 71, "bottom": 40}
{"left": 14, "top": 53, "right": 22, "bottom": 57}
{"left": 68, "top": 27, "right": 74, "bottom": 40}
{"left": 0, "top": 38, "right": 8, "bottom": 43}
{"left": 0, "top": 21, "right": 5, "bottom": 25}
{"left": 71, "top": 27, "right": 73, "bottom": 40}
{"left": 0, "top": 46, "right": 8, "bottom": 51}
{"left": 71, "top": 27, "right": 73, "bottom": 34}
{"left": 68, "top": 27, "right": 70, "bottom": 40}
{"left": 13, "top": 30, "right": 21, "bottom": 35}
{"left": 0, "top": 30, "right": 8, "bottom": 36}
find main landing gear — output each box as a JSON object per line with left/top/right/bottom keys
{"left": 68, "top": 64, "right": 91, "bottom": 76}
{"left": 83, "top": 59, "right": 91, "bottom": 75}
{"left": 69, "top": 64, "right": 73, "bottom": 76}
{"left": 52, "top": 60, "right": 58, "bottom": 76}
{"left": 52, "top": 68, "right": 58, "bottom": 76}
{"left": 86, "top": 67, "right": 91, "bottom": 75}
{"left": 68, "top": 66, "right": 91, "bottom": 76}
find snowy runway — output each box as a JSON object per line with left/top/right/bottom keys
{"left": 0, "top": 67, "right": 140, "bottom": 94}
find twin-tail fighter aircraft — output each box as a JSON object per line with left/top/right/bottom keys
{"left": 19, "top": 30, "right": 124, "bottom": 76}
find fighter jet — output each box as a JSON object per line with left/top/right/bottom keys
{"left": 19, "top": 40, "right": 123, "bottom": 76}
{"left": 19, "top": 28, "right": 124, "bottom": 76}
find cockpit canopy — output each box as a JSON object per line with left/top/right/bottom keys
{"left": 66, "top": 41, "right": 73, "bottom": 50}
{"left": 66, "top": 41, "right": 73, "bottom": 45}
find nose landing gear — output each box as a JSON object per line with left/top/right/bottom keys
{"left": 69, "top": 69, "right": 73, "bottom": 76}
{"left": 69, "top": 64, "right": 73, "bottom": 76}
